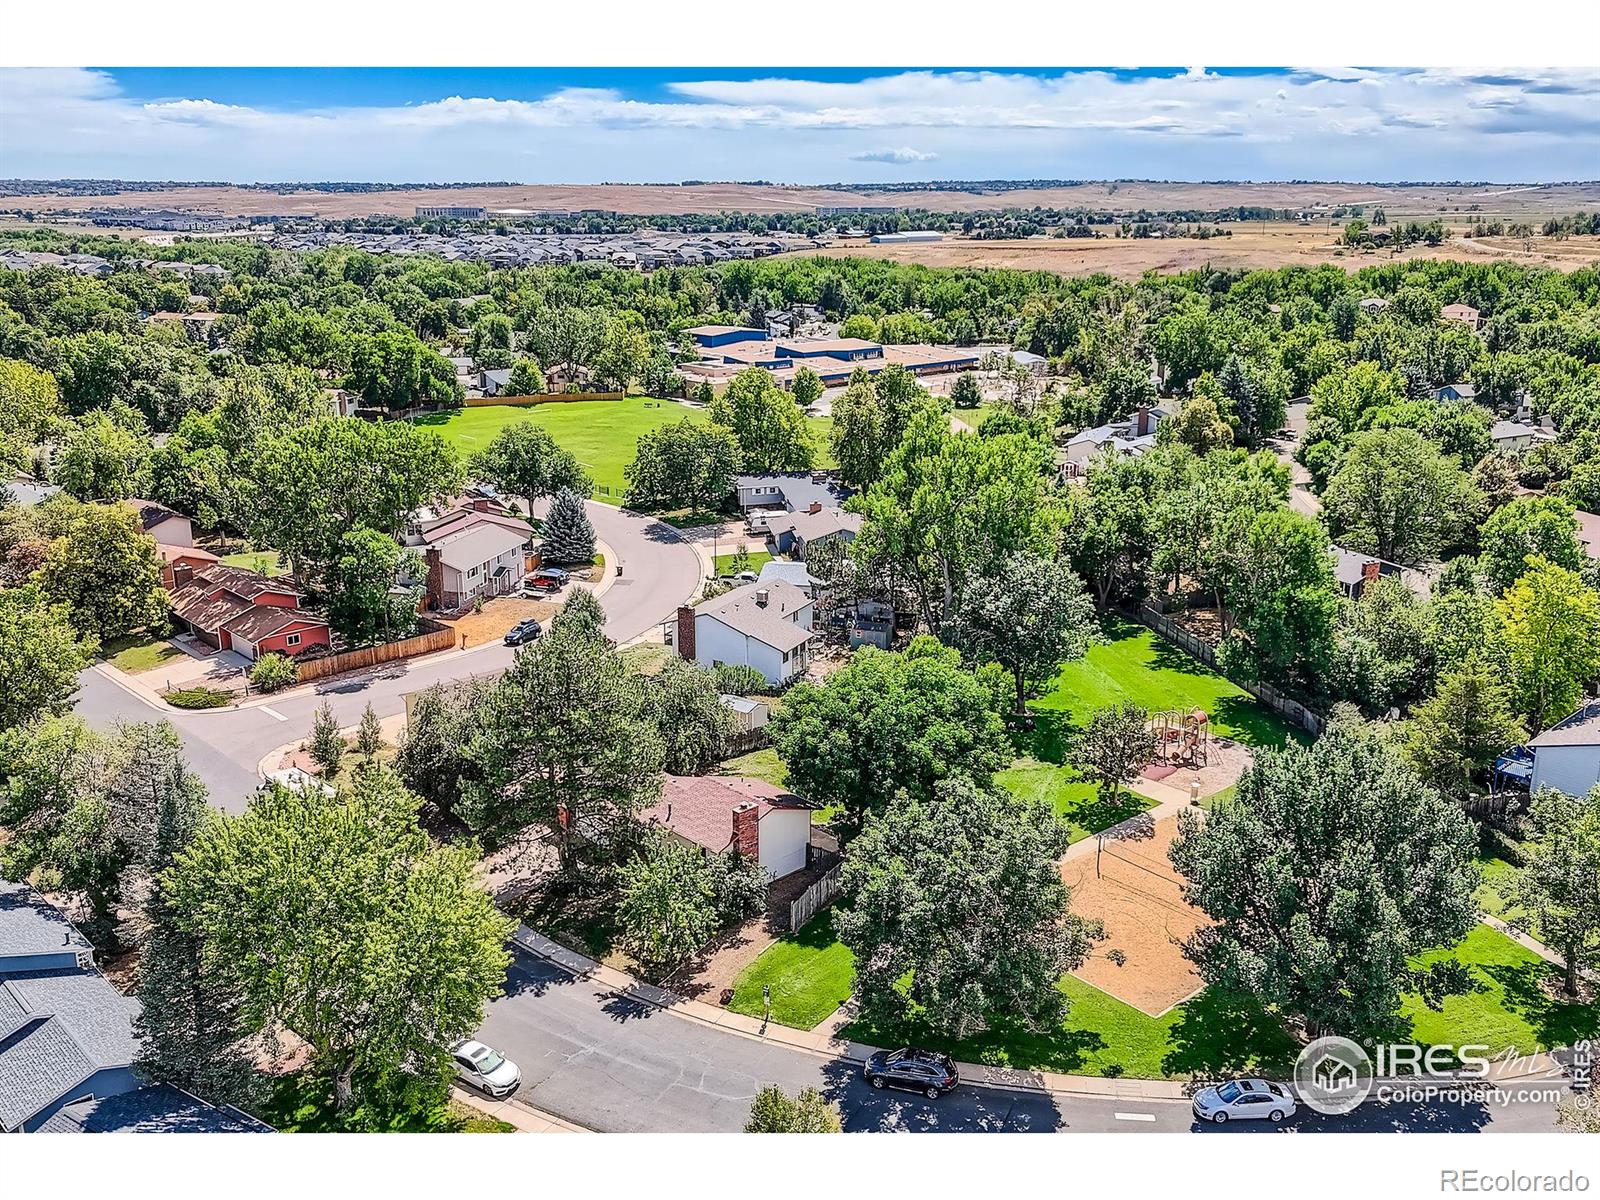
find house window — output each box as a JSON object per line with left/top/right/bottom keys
{"left": 286, "top": 633, "right": 301, "bottom": 647}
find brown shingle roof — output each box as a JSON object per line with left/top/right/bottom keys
{"left": 640, "top": 775, "right": 810, "bottom": 854}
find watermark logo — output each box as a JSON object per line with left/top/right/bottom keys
{"left": 1294, "top": 1035, "right": 1374, "bottom": 1115}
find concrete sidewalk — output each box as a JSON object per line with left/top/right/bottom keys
{"left": 451, "top": 1087, "right": 590, "bottom": 1133}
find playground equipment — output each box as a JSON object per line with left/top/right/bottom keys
{"left": 1152, "top": 708, "right": 1210, "bottom": 769}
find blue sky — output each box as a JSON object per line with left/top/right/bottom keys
{"left": 3, "top": 67, "right": 1597, "bottom": 183}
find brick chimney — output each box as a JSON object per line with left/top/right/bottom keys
{"left": 1361, "top": 559, "right": 1381, "bottom": 589}
{"left": 424, "top": 546, "right": 444, "bottom": 610}
{"left": 169, "top": 560, "right": 193, "bottom": 591}
{"left": 731, "top": 801, "right": 760, "bottom": 860}
{"left": 676, "top": 605, "right": 696, "bottom": 661}
{"left": 1135, "top": 405, "right": 1152, "bottom": 436}
{"left": 807, "top": 500, "right": 822, "bottom": 515}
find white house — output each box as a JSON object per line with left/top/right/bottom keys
{"left": 405, "top": 504, "right": 531, "bottom": 610}
{"left": 1057, "top": 406, "right": 1163, "bottom": 480}
{"left": 641, "top": 775, "right": 812, "bottom": 880}
{"left": 676, "top": 579, "right": 814, "bottom": 685}
{"left": 125, "top": 498, "right": 193, "bottom": 548}
{"left": 1528, "top": 701, "right": 1600, "bottom": 797}
{"left": 1489, "top": 419, "right": 1557, "bottom": 457}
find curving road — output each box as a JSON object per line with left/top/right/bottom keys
{"left": 73, "top": 501, "right": 702, "bottom": 811}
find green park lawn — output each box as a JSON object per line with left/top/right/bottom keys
{"left": 728, "top": 911, "right": 856, "bottom": 1030}
{"left": 100, "top": 631, "right": 185, "bottom": 674}
{"left": 995, "top": 759, "right": 1156, "bottom": 843}
{"left": 418, "top": 398, "right": 833, "bottom": 504}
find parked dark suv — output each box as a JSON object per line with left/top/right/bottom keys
{"left": 503, "top": 617, "right": 543, "bottom": 646}
{"left": 862, "top": 1048, "right": 959, "bottom": 1099}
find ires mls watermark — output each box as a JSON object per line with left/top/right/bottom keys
{"left": 1293, "top": 1037, "right": 1578, "bottom": 1116}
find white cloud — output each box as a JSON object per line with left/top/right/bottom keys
{"left": 0, "top": 66, "right": 1596, "bottom": 183}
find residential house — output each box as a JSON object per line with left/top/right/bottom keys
{"left": 1328, "top": 545, "right": 1431, "bottom": 600}
{"left": 757, "top": 559, "right": 825, "bottom": 598}
{"left": 1434, "top": 382, "right": 1477, "bottom": 403}
{"left": 1441, "top": 303, "right": 1482, "bottom": 330}
{"left": 1527, "top": 701, "right": 1600, "bottom": 796}
{"left": 1057, "top": 406, "right": 1163, "bottom": 480}
{"left": 735, "top": 472, "right": 844, "bottom": 515}
{"left": 641, "top": 775, "right": 813, "bottom": 881}
{"left": 1358, "top": 297, "right": 1389, "bottom": 314}
{"left": 1573, "top": 510, "right": 1600, "bottom": 560}
{"left": 153, "top": 544, "right": 220, "bottom": 590}
{"left": 0, "top": 880, "right": 267, "bottom": 1134}
{"left": 676, "top": 579, "right": 815, "bottom": 685}
{"left": 125, "top": 498, "right": 193, "bottom": 548}
{"left": 1010, "top": 349, "right": 1048, "bottom": 376}
{"left": 168, "top": 563, "right": 332, "bottom": 660}
{"left": 479, "top": 368, "right": 513, "bottom": 397}
{"left": 767, "top": 504, "right": 863, "bottom": 558}
{"left": 1489, "top": 419, "right": 1557, "bottom": 457}
{"left": 7, "top": 476, "right": 60, "bottom": 507}
{"left": 404, "top": 504, "right": 531, "bottom": 611}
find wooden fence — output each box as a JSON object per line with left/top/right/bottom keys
{"left": 463, "top": 391, "right": 625, "bottom": 407}
{"left": 788, "top": 864, "right": 842, "bottom": 932}
{"left": 1132, "top": 605, "right": 1325, "bottom": 735}
{"left": 294, "top": 618, "right": 456, "bottom": 684}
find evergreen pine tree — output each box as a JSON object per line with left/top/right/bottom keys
{"left": 542, "top": 487, "right": 596, "bottom": 564}
{"left": 355, "top": 703, "right": 385, "bottom": 760}
{"left": 308, "top": 702, "right": 344, "bottom": 775}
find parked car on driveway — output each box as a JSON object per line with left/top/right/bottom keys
{"left": 451, "top": 1039, "right": 521, "bottom": 1098}
{"left": 503, "top": 617, "right": 543, "bottom": 646}
{"left": 862, "top": 1048, "right": 959, "bottom": 1099}
{"left": 522, "top": 567, "right": 570, "bottom": 594}
{"left": 1192, "top": 1078, "right": 1296, "bottom": 1125}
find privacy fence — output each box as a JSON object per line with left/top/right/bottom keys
{"left": 463, "top": 391, "right": 625, "bottom": 407}
{"left": 788, "top": 864, "right": 842, "bottom": 932}
{"left": 293, "top": 617, "right": 456, "bottom": 684}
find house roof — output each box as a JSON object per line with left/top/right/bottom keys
{"left": 124, "top": 498, "right": 186, "bottom": 530}
{"left": 1528, "top": 701, "right": 1600, "bottom": 748}
{"left": 757, "top": 561, "right": 823, "bottom": 589}
{"left": 0, "top": 880, "right": 93, "bottom": 960}
{"left": 641, "top": 775, "right": 810, "bottom": 855}
{"left": 736, "top": 473, "right": 843, "bottom": 512}
{"left": 697, "top": 579, "right": 814, "bottom": 652}
{"left": 432, "top": 520, "right": 529, "bottom": 574}
{"left": 155, "top": 544, "right": 219, "bottom": 566}
{"left": 773, "top": 506, "right": 863, "bottom": 545}
{"left": 0, "top": 1015, "right": 96, "bottom": 1132}
{"left": 223, "top": 605, "right": 327, "bottom": 642}
{"left": 39, "top": 1084, "right": 272, "bottom": 1133}
{"left": 171, "top": 586, "right": 252, "bottom": 635}
{"left": 1574, "top": 510, "right": 1600, "bottom": 558}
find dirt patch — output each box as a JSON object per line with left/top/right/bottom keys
{"left": 1062, "top": 813, "right": 1207, "bottom": 1016}
{"left": 441, "top": 595, "right": 558, "bottom": 648}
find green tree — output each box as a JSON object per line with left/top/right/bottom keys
{"left": 355, "top": 703, "right": 385, "bottom": 759}
{"left": 0, "top": 586, "right": 94, "bottom": 731}
{"left": 950, "top": 372, "right": 983, "bottom": 410}
{"left": 165, "top": 768, "right": 512, "bottom": 1114}
{"left": 710, "top": 368, "right": 815, "bottom": 472}
{"left": 471, "top": 422, "right": 589, "bottom": 513}
{"left": 308, "top": 702, "right": 344, "bottom": 775}
{"left": 770, "top": 637, "right": 1010, "bottom": 834}
{"left": 1078, "top": 702, "right": 1158, "bottom": 806}
{"left": 344, "top": 329, "right": 461, "bottom": 412}
{"left": 465, "top": 591, "right": 664, "bottom": 872}
{"left": 393, "top": 677, "right": 495, "bottom": 821}
{"left": 1477, "top": 496, "right": 1583, "bottom": 595}
{"left": 947, "top": 550, "right": 1096, "bottom": 712}
{"left": 324, "top": 526, "right": 420, "bottom": 646}
{"left": 790, "top": 366, "right": 824, "bottom": 410}
{"left": 624, "top": 419, "right": 740, "bottom": 513}
{"left": 1492, "top": 557, "right": 1600, "bottom": 731}
{"left": 615, "top": 834, "right": 722, "bottom": 977}
{"left": 34, "top": 502, "right": 166, "bottom": 641}
{"left": 54, "top": 411, "right": 150, "bottom": 501}
{"left": 838, "top": 777, "right": 1094, "bottom": 1038}
{"left": 745, "top": 1086, "right": 843, "bottom": 1133}
{"left": 644, "top": 657, "right": 735, "bottom": 775}
{"left": 0, "top": 357, "right": 64, "bottom": 472}
{"left": 1170, "top": 723, "right": 1480, "bottom": 1041}
{"left": 1403, "top": 658, "right": 1528, "bottom": 798}
{"left": 1170, "top": 392, "right": 1234, "bottom": 454}
{"left": 507, "top": 357, "right": 547, "bottom": 397}
{"left": 1323, "top": 428, "right": 1474, "bottom": 566}
{"left": 1222, "top": 508, "right": 1339, "bottom": 693}
{"left": 1512, "top": 787, "right": 1600, "bottom": 998}
{"left": 541, "top": 487, "right": 596, "bottom": 564}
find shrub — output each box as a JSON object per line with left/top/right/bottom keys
{"left": 166, "top": 686, "right": 232, "bottom": 710}
{"left": 250, "top": 653, "right": 297, "bottom": 693}
{"left": 714, "top": 663, "right": 767, "bottom": 697}
{"left": 708, "top": 851, "right": 769, "bottom": 922}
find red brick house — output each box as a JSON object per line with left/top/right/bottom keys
{"left": 167, "top": 563, "right": 331, "bottom": 661}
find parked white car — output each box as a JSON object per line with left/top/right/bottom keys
{"left": 1192, "top": 1078, "right": 1297, "bottom": 1124}
{"left": 451, "top": 1039, "right": 521, "bottom": 1098}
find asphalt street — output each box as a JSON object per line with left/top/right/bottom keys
{"left": 475, "top": 951, "right": 1564, "bottom": 1134}
{"left": 73, "top": 500, "right": 703, "bottom": 811}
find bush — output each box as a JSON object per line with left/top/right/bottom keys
{"left": 166, "top": 686, "right": 232, "bottom": 710}
{"left": 708, "top": 851, "right": 769, "bottom": 922}
{"left": 714, "top": 663, "right": 767, "bottom": 696}
{"left": 745, "top": 1086, "right": 842, "bottom": 1133}
{"left": 250, "top": 653, "right": 297, "bottom": 693}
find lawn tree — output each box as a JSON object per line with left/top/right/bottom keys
{"left": 838, "top": 777, "right": 1095, "bottom": 1038}
{"left": 355, "top": 703, "right": 385, "bottom": 760}
{"left": 623, "top": 419, "right": 740, "bottom": 513}
{"left": 829, "top": 367, "right": 941, "bottom": 490}
{"left": 1477, "top": 496, "right": 1583, "bottom": 595}
{"left": 464, "top": 591, "right": 664, "bottom": 872}
{"left": 393, "top": 677, "right": 495, "bottom": 822}
{"left": 0, "top": 356, "right": 64, "bottom": 472}
{"left": 325, "top": 527, "right": 422, "bottom": 646}
{"left": 1403, "top": 658, "right": 1527, "bottom": 798}
{"left": 507, "top": 357, "right": 546, "bottom": 397}
{"left": 710, "top": 367, "right": 815, "bottom": 473}
{"left": 745, "top": 1086, "right": 843, "bottom": 1133}
{"left": 770, "top": 636, "right": 1011, "bottom": 836}
{"left": 1170, "top": 722, "right": 1480, "bottom": 1042}
{"left": 1322, "top": 427, "right": 1477, "bottom": 566}
{"left": 1327, "top": 575, "right": 1438, "bottom": 715}
{"left": 470, "top": 421, "right": 589, "bottom": 514}
{"left": 1171, "top": 392, "right": 1235, "bottom": 454}
{"left": 644, "top": 657, "right": 736, "bottom": 775}
{"left": 1078, "top": 702, "right": 1157, "bottom": 806}
{"left": 54, "top": 410, "right": 151, "bottom": 501}
{"left": 947, "top": 550, "right": 1097, "bottom": 714}
{"left": 540, "top": 487, "right": 597, "bottom": 564}
{"left": 308, "top": 702, "right": 345, "bottom": 776}
{"left": 34, "top": 503, "right": 166, "bottom": 643}
{"left": 790, "top": 365, "right": 824, "bottom": 411}
{"left": 1492, "top": 556, "right": 1600, "bottom": 732}
{"left": 615, "top": 834, "right": 722, "bottom": 978}
{"left": 343, "top": 329, "right": 461, "bottom": 412}
{"left": 1059, "top": 451, "right": 1157, "bottom": 609}
{"left": 1220, "top": 508, "right": 1340, "bottom": 693}
{"left": 552, "top": 584, "right": 607, "bottom": 638}
{"left": 165, "top": 769, "right": 512, "bottom": 1116}
{"left": 950, "top": 372, "right": 983, "bottom": 410}
{"left": 1511, "top": 787, "right": 1600, "bottom": 998}
{"left": 0, "top": 586, "right": 94, "bottom": 731}
{"left": 1215, "top": 354, "right": 1288, "bottom": 449}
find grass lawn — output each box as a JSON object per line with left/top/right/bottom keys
{"left": 1023, "top": 615, "right": 1297, "bottom": 766}
{"left": 220, "top": 549, "right": 287, "bottom": 576}
{"left": 1475, "top": 851, "right": 1528, "bottom": 928}
{"left": 417, "top": 399, "right": 832, "bottom": 503}
{"left": 728, "top": 911, "right": 856, "bottom": 1030}
{"left": 996, "top": 758, "right": 1156, "bottom": 843}
{"left": 257, "top": 1073, "right": 511, "bottom": 1132}
{"left": 718, "top": 747, "right": 788, "bottom": 788}
{"left": 100, "top": 630, "right": 184, "bottom": 674}
{"left": 714, "top": 549, "right": 774, "bottom": 576}
{"left": 1403, "top": 924, "right": 1598, "bottom": 1060}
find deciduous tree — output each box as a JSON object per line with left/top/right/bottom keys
{"left": 1511, "top": 787, "right": 1600, "bottom": 998}
{"left": 1492, "top": 557, "right": 1600, "bottom": 732}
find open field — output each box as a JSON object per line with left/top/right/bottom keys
{"left": 794, "top": 227, "right": 1600, "bottom": 279}
{"left": 10, "top": 180, "right": 1600, "bottom": 221}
